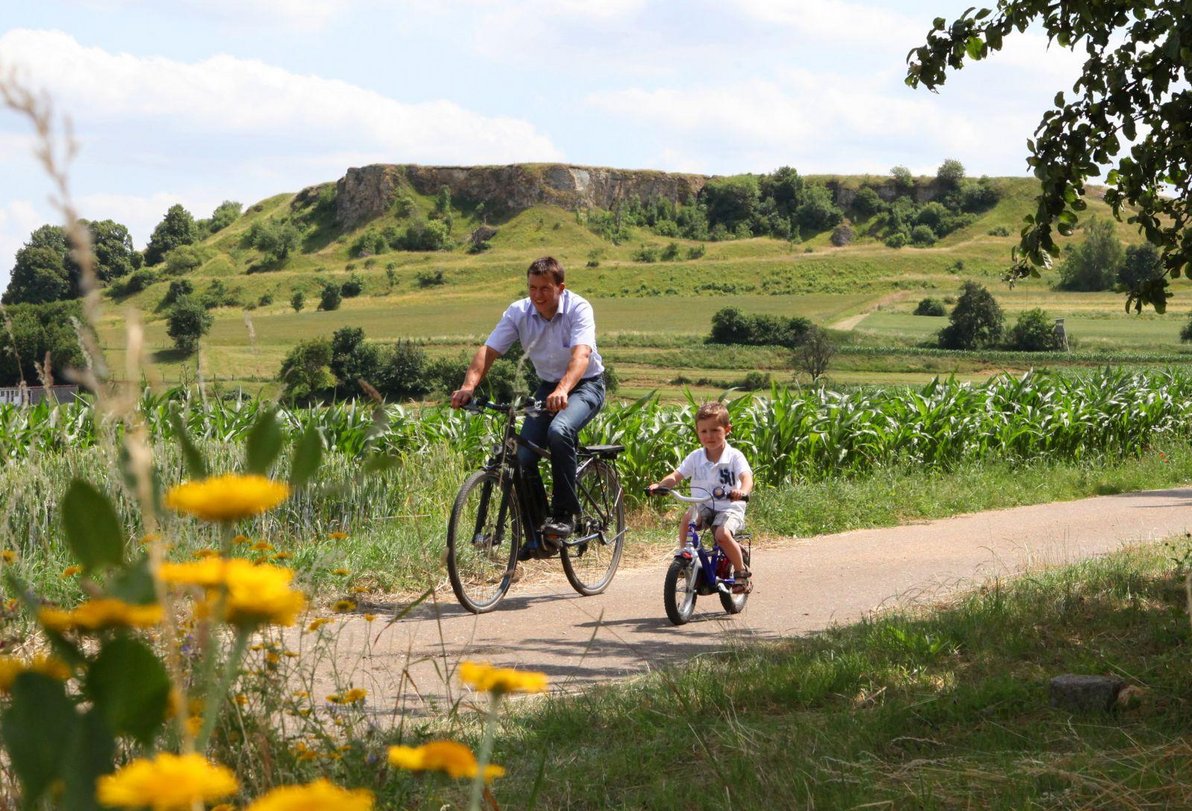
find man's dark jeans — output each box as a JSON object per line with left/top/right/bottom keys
{"left": 517, "top": 376, "right": 605, "bottom": 522}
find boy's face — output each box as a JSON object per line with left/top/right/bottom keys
{"left": 696, "top": 417, "right": 729, "bottom": 452}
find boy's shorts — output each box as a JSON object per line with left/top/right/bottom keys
{"left": 689, "top": 506, "right": 745, "bottom": 537}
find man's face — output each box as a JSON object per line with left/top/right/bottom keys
{"left": 527, "top": 273, "right": 565, "bottom": 319}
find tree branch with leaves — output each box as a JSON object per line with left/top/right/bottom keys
{"left": 906, "top": 1, "right": 1191, "bottom": 312}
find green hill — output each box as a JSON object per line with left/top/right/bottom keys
{"left": 92, "top": 164, "right": 1184, "bottom": 397}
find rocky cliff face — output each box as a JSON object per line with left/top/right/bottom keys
{"left": 332, "top": 164, "right": 709, "bottom": 228}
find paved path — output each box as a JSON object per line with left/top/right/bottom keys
{"left": 300, "top": 487, "right": 1192, "bottom": 717}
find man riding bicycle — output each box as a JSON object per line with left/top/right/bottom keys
{"left": 450, "top": 256, "right": 605, "bottom": 557}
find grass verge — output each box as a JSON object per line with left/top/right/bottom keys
{"left": 487, "top": 542, "right": 1192, "bottom": 809}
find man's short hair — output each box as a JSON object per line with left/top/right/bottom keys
{"left": 527, "top": 256, "right": 565, "bottom": 285}
{"left": 695, "top": 401, "right": 730, "bottom": 428}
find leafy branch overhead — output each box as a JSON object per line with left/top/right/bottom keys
{"left": 906, "top": 1, "right": 1191, "bottom": 312}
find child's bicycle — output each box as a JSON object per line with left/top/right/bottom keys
{"left": 647, "top": 485, "right": 751, "bottom": 625}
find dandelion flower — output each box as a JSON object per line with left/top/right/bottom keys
{"left": 159, "top": 558, "right": 228, "bottom": 588}
{"left": 307, "top": 617, "right": 331, "bottom": 632}
{"left": 329, "top": 531, "right": 349, "bottom": 540}
{"left": 0, "top": 655, "right": 70, "bottom": 691}
{"left": 1, "top": 550, "right": 17, "bottom": 564}
{"left": 363, "top": 614, "right": 377, "bottom": 622}
{"left": 333, "top": 599, "right": 356, "bottom": 613}
{"left": 61, "top": 565, "right": 82, "bottom": 578}
{"left": 387, "top": 740, "right": 505, "bottom": 782}
{"left": 252, "top": 541, "right": 274, "bottom": 552}
{"left": 326, "top": 688, "right": 367, "bottom": 705}
{"left": 332, "top": 568, "right": 351, "bottom": 576}
{"left": 96, "top": 752, "right": 238, "bottom": 810}
{"left": 163, "top": 558, "right": 306, "bottom": 628}
{"left": 166, "top": 474, "right": 289, "bottom": 523}
{"left": 192, "top": 548, "right": 220, "bottom": 559}
{"left": 459, "top": 661, "right": 549, "bottom": 695}
{"left": 39, "top": 599, "right": 163, "bottom": 633}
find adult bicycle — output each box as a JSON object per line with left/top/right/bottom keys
{"left": 446, "top": 398, "right": 626, "bottom": 613}
{"left": 647, "top": 485, "right": 752, "bottom": 625}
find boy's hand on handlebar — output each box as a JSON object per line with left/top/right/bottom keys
{"left": 729, "top": 489, "right": 750, "bottom": 502}
{"left": 646, "top": 484, "right": 669, "bottom": 496}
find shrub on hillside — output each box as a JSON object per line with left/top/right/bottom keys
{"left": 709, "top": 307, "right": 811, "bottom": 348}
{"left": 914, "top": 297, "right": 947, "bottom": 316}
{"left": 938, "top": 281, "right": 1004, "bottom": 350}
{"left": 830, "top": 223, "right": 854, "bottom": 247}
{"left": 1008, "top": 308, "right": 1065, "bottom": 352}
{"left": 166, "top": 297, "right": 213, "bottom": 354}
{"left": 318, "top": 283, "right": 342, "bottom": 311}
{"left": 340, "top": 274, "right": 364, "bottom": 298}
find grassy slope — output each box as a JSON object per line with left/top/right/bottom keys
{"left": 95, "top": 175, "right": 1192, "bottom": 395}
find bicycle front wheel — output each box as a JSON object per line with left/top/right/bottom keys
{"left": 561, "top": 458, "right": 625, "bottom": 596}
{"left": 664, "top": 558, "right": 697, "bottom": 625}
{"left": 446, "top": 470, "right": 519, "bottom": 613}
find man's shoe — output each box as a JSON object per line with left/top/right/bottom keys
{"left": 517, "top": 542, "right": 539, "bottom": 562}
{"left": 542, "top": 516, "right": 575, "bottom": 540}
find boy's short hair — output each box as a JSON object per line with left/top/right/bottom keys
{"left": 695, "top": 401, "right": 730, "bottom": 428}
{"left": 527, "top": 256, "right": 565, "bottom": 285}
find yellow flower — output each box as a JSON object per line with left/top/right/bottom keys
{"left": 96, "top": 753, "right": 238, "bottom": 810}
{"left": 162, "top": 558, "right": 306, "bottom": 628}
{"left": 1, "top": 550, "right": 17, "bottom": 564}
{"left": 363, "top": 614, "right": 377, "bottom": 622}
{"left": 39, "top": 599, "right": 163, "bottom": 633}
{"left": 0, "top": 655, "right": 71, "bottom": 691}
{"left": 159, "top": 558, "right": 228, "bottom": 588}
{"left": 234, "top": 694, "right": 248, "bottom": 706}
{"left": 165, "top": 474, "right": 290, "bottom": 522}
{"left": 192, "top": 548, "right": 220, "bottom": 559}
{"left": 61, "top": 565, "right": 82, "bottom": 578}
{"left": 326, "top": 688, "right": 367, "bottom": 705}
{"left": 252, "top": 541, "right": 274, "bottom": 552}
{"left": 387, "top": 741, "right": 505, "bottom": 782}
{"left": 332, "top": 568, "right": 351, "bottom": 576}
{"left": 328, "top": 531, "right": 349, "bottom": 540}
{"left": 458, "top": 661, "right": 549, "bottom": 695}
{"left": 233, "top": 534, "right": 250, "bottom": 545}
{"left": 273, "top": 551, "right": 292, "bottom": 561}
{"left": 333, "top": 599, "right": 356, "bottom": 613}
{"left": 307, "top": 617, "right": 331, "bottom": 632}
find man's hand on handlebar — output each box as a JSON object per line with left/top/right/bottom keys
{"left": 450, "top": 388, "right": 474, "bottom": 409}
{"left": 545, "top": 388, "right": 568, "bottom": 412}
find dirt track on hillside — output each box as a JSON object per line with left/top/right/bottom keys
{"left": 296, "top": 487, "right": 1192, "bottom": 718}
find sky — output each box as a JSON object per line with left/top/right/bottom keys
{"left": 0, "top": 0, "right": 1086, "bottom": 293}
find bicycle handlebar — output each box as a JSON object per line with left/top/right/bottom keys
{"left": 646, "top": 485, "right": 749, "bottom": 503}
{"left": 461, "top": 397, "right": 547, "bottom": 418}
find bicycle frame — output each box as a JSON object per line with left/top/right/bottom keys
{"left": 675, "top": 517, "right": 737, "bottom": 596}
{"left": 471, "top": 399, "right": 615, "bottom": 551}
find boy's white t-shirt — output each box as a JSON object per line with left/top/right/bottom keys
{"left": 677, "top": 442, "right": 752, "bottom": 518}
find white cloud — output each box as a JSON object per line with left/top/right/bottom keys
{"left": 64, "top": 0, "right": 356, "bottom": 30}
{"left": 0, "top": 29, "right": 563, "bottom": 164}
{"left": 730, "top": 0, "right": 923, "bottom": 46}
{"left": 0, "top": 200, "right": 45, "bottom": 293}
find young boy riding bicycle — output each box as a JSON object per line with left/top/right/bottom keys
{"left": 648, "top": 402, "right": 754, "bottom": 593}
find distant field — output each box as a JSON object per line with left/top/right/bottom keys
{"left": 87, "top": 176, "right": 1192, "bottom": 396}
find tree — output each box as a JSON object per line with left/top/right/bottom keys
{"left": 329, "top": 326, "right": 382, "bottom": 398}
{"left": 165, "top": 297, "right": 213, "bottom": 354}
{"left": 86, "top": 219, "right": 138, "bottom": 282}
{"left": 701, "top": 176, "right": 760, "bottom": 233}
{"left": 906, "top": 3, "right": 1191, "bottom": 312}
{"left": 891, "top": 165, "right": 915, "bottom": 194}
{"left": 792, "top": 326, "right": 836, "bottom": 382}
{"left": 935, "top": 158, "right": 966, "bottom": 190}
{"left": 3, "top": 225, "right": 76, "bottom": 305}
{"left": 250, "top": 220, "right": 301, "bottom": 265}
{"left": 1008, "top": 308, "right": 1064, "bottom": 351}
{"left": 0, "top": 300, "right": 85, "bottom": 386}
{"left": 318, "top": 283, "right": 341, "bottom": 311}
{"left": 208, "top": 201, "right": 242, "bottom": 233}
{"left": 938, "top": 281, "right": 1004, "bottom": 350}
{"left": 1057, "top": 218, "right": 1123, "bottom": 291}
{"left": 794, "top": 183, "right": 844, "bottom": 232}
{"left": 278, "top": 338, "right": 335, "bottom": 403}
{"left": 290, "top": 290, "right": 305, "bottom": 312}
{"left": 1117, "top": 243, "right": 1165, "bottom": 295}
{"left": 144, "top": 204, "right": 198, "bottom": 266}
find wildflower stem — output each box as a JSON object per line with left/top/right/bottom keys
{"left": 195, "top": 627, "right": 251, "bottom": 752}
{"left": 469, "top": 692, "right": 503, "bottom": 811}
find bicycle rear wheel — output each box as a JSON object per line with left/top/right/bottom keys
{"left": 561, "top": 458, "right": 625, "bottom": 596}
{"left": 446, "top": 470, "right": 519, "bottom": 613}
{"left": 664, "top": 558, "right": 697, "bottom": 625}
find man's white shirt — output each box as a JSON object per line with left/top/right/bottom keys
{"left": 485, "top": 289, "right": 605, "bottom": 382}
